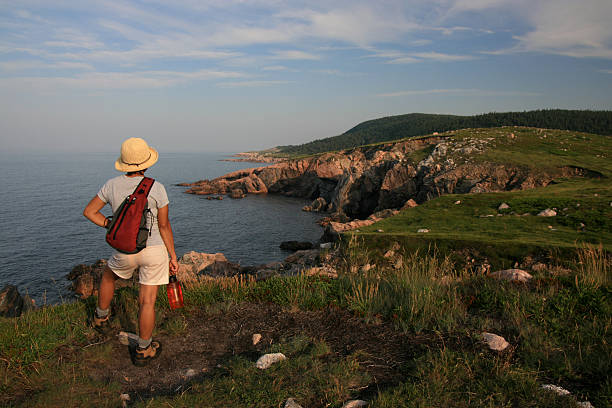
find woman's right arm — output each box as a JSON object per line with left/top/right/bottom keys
{"left": 83, "top": 196, "right": 109, "bottom": 228}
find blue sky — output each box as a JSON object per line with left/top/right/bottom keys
{"left": 1, "top": 0, "right": 611, "bottom": 153}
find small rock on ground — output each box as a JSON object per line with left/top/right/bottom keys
{"left": 417, "top": 228, "right": 429, "bottom": 233}
{"left": 498, "top": 202, "right": 510, "bottom": 210}
{"left": 481, "top": 332, "right": 510, "bottom": 351}
{"left": 537, "top": 208, "right": 557, "bottom": 217}
{"left": 284, "top": 398, "right": 303, "bottom": 408}
{"left": 255, "top": 353, "right": 286, "bottom": 369}
{"left": 489, "top": 269, "right": 533, "bottom": 282}
{"left": 252, "top": 333, "right": 262, "bottom": 345}
{"left": 541, "top": 384, "right": 571, "bottom": 396}
{"left": 342, "top": 400, "right": 368, "bottom": 408}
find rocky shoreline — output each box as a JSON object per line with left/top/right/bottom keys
{"left": 181, "top": 132, "right": 592, "bottom": 225}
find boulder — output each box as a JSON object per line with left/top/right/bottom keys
{"left": 307, "top": 197, "right": 327, "bottom": 212}
{"left": 178, "top": 252, "right": 227, "bottom": 283}
{"left": 537, "top": 208, "right": 557, "bottom": 217}
{"left": 498, "top": 202, "right": 510, "bottom": 210}
{"left": 284, "top": 249, "right": 319, "bottom": 266}
{"left": 401, "top": 199, "right": 418, "bottom": 209}
{"left": 284, "top": 398, "right": 303, "bottom": 408}
{"left": 541, "top": 384, "right": 571, "bottom": 396}
{"left": 280, "top": 241, "right": 314, "bottom": 251}
{"left": 342, "top": 401, "right": 368, "bottom": 408}
{"left": 255, "top": 353, "right": 286, "bottom": 369}
{"left": 417, "top": 228, "right": 429, "bottom": 233}
{"left": 0, "top": 285, "right": 25, "bottom": 317}
{"left": 200, "top": 260, "right": 242, "bottom": 278}
{"left": 73, "top": 273, "right": 94, "bottom": 299}
{"left": 481, "top": 332, "right": 510, "bottom": 351}
{"left": 229, "top": 189, "right": 246, "bottom": 199}
{"left": 252, "top": 333, "right": 262, "bottom": 345}
{"left": 489, "top": 269, "right": 532, "bottom": 282}
{"left": 306, "top": 266, "right": 338, "bottom": 279}
{"left": 67, "top": 259, "right": 131, "bottom": 299}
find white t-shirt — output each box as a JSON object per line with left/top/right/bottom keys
{"left": 97, "top": 175, "right": 169, "bottom": 247}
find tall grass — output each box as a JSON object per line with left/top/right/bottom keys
{"left": 340, "top": 237, "right": 467, "bottom": 332}
{"left": 575, "top": 243, "right": 611, "bottom": 289}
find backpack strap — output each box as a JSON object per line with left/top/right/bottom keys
{"left": 133, "top": 177, "right": 155, "bottom": 197}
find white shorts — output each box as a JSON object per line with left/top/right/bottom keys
{"left": 108, "top": 245, "right": 169, "bottom": 286}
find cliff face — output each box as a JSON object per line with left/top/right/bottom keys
{"left": 182, "top": 133, "right": 591, "bottom": 220}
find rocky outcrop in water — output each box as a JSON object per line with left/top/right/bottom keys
{"left": 0, "top": 285, "right": 35, "bottom": 317}
{"left": 181, "top": 133, "right": 593, "bottom": 221}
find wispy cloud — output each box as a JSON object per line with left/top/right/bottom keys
{"left": 376, "top": 88, "right": 540, "bottom": 97}
{"left": 216, "top": 80, "right": 292, "bottom": 88}
{"left": 270, "top": 50, "right": 321, "bottom": 60}
{"left": 445, "top": 0, "right": 612, "bottom": 59}
{"left": 0, "top": 60, "right": 94, "bottom": 71}
{"left": 0, "top": 69, "right": 247, "bottom": 91}
{"left": 369, "top": 48, "right": 476, "bottom": 64}
{"left": 262, "top": 65, "right": 289, "bottom": 71}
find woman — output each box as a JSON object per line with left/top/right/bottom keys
{"left": 83, "top": 137, "right": 178, "bottom": 366}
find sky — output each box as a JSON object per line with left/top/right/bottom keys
{"left": 1, "top": 0, "right": 611, "bottom": 153}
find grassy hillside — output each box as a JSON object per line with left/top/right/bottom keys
{"left": 355, "top": 127, "right": 611, "bottom": 265}
{"left": 276, "top": 110, "right": 612, "bottom": 156}
{"left": 1, "top": 245, "right": 609, "bottom": 407}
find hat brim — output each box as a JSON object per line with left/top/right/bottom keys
{"left": 115, "top": 147, "right": 159, "bottom": 172}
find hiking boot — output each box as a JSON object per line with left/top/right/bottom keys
{"left": 133, "top": 340, "right": 162, "bottom": 367}
{"left": 92, "top": 313, "right": 111, "bottom": 334}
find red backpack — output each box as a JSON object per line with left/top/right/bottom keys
{"left": 105, "top": 177, "right": 155, "bottom": 254}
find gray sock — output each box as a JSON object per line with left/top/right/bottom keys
{"left": 95, "top": 307, "right": 109, "bottom": 318}
{"left": 138, "top": 337, "right": 152, "bottom": 349}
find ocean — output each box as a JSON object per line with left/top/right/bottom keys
{"left": 0, "top": 152, "right": 323, "bottom": 305}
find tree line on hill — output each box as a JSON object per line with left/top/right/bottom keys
{"left": 276, "top": 110, "right": 612, "bottom": 156}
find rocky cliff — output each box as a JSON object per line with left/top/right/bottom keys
{"left": 181, "top": 131, "right": 593, "bottom": 220}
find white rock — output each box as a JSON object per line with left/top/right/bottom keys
{"left": 489, "top": 269, "right": 533, "bottom": 282}
{"left": 498, "top": 203, "right": 510, "bottom": 210}
{"left": 342, "top": 400, "right": 368, "bottom": 408}
{"left": 182, "top": 368, "right": 197, "bottom": 378}
{"left": 454, "top": 200, "right": 461, "bottom": 205}
{"left": 481, "top": 332, "right": 510, "bottom": 351}
{"left": 377, "top": 229, "right": 384, "bottom": 233}
{"left": 537, "top": 208, "right": 557, "bottom": 217}
{"left": 417, "top": 228, "right": 429, "bottom": 233}
{"left": 320, "top": 242, "right": 332, "bottom": 249}
{"left": 541, "top": 384, "right": 571, "bottom": 396}
{"left": 284, "top": 398, "right": 303, "bottom": 408}
{"left": 255, "top": 353, "right": 286, "bottom": 369}
{"left": 252, "top": 333, "right": 262, "bottom": 345}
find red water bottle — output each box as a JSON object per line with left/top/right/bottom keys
{"left": 167, "top": 274, "right": 183, "bottom": 310}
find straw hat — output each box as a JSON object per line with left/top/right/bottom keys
{"left": 115, "top": 137, "right": 159, "bottom": 172}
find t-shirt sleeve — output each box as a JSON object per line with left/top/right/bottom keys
{"left": 97, "top": 180, "right": 111, "bottom": 204}
{"left": 154, "top": 182, "right": 169, "bottom": 208}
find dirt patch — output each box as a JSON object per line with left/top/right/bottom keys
{"left": 83, "top": 302, "right": 431, "bottom": 402}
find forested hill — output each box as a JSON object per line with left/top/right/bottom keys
{"left": 276, "top": 110, "right": 612, "bottom": 156}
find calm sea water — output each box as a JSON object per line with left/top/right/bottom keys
{"left": 0, "top": 152, "right": 322, "bottom": 304}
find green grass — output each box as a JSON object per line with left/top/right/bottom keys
{"left": 138, "top": 336, "right": 371, "bottom": 408}
{"left": 354, "top": 127, "right": 611, "bottom": 266}
{"left": 0, "top": 244, "right": 609, "bottom": 407}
